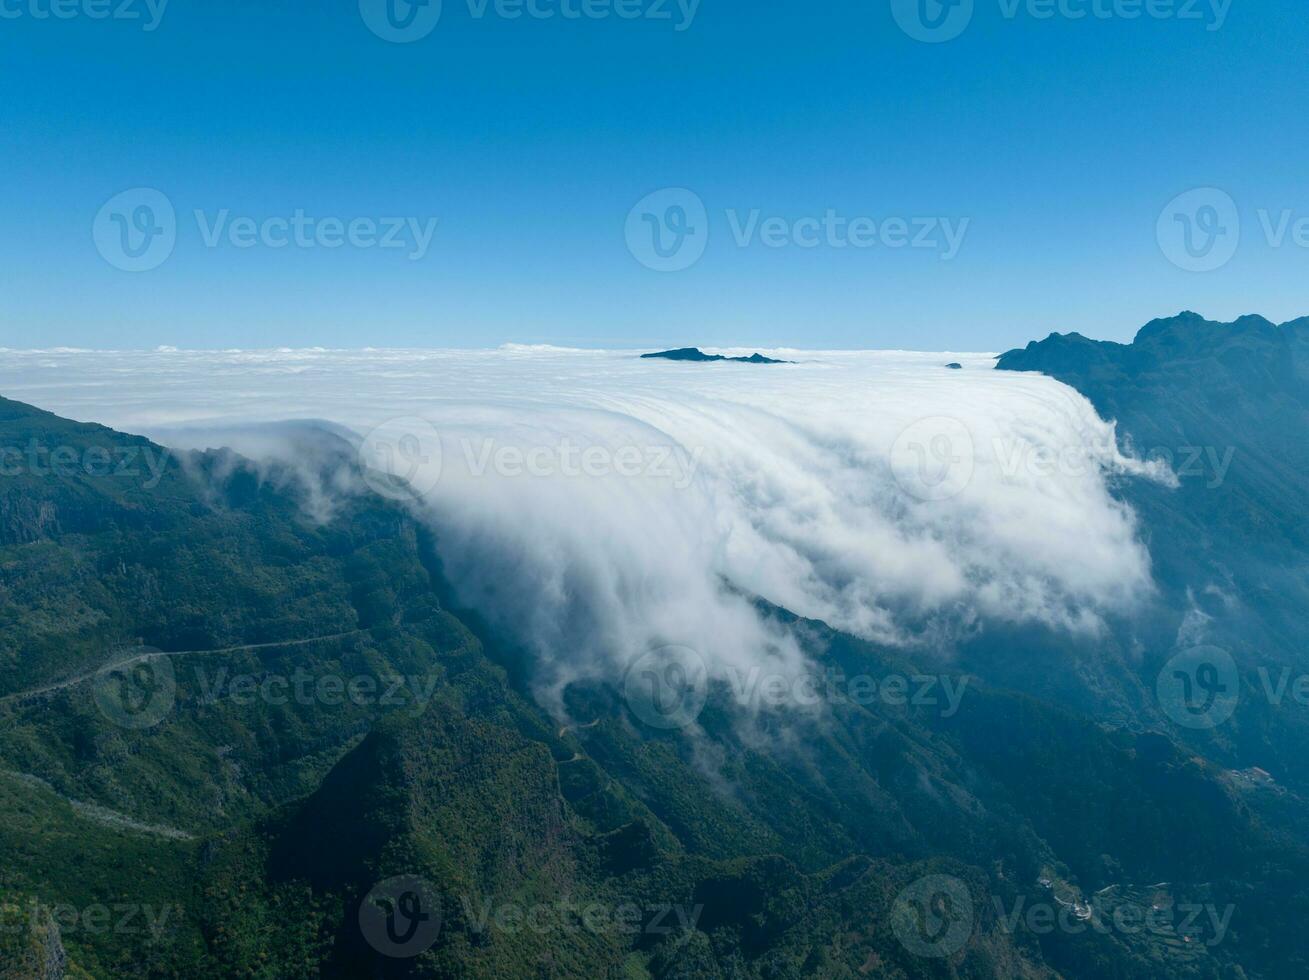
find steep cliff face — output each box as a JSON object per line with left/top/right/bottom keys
{"left": 997, "top": 311, "right": 1309, "bottom": 579}
{"left": 997, "top": 311, "right": 1309, "bottom": 797}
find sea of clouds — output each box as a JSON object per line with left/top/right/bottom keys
{"left": 0, "top": 346, "right": 1174, "bottom": 710}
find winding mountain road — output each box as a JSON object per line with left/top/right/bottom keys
{"left": 0, "top": 629, "right": 369, "bottom": 708}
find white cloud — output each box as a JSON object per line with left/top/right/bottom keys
{"left": 0, "top": 347, "right": 1172, "bottom": 704}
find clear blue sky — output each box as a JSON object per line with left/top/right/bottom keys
{"left": 2, "top": 0, "right": 1306, "bottom": 351}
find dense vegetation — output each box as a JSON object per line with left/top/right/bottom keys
{"left": 1, "top": 314, "right": 1307, "bottom": 977}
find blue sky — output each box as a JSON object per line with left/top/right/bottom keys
{"left": 1, "top": 0, "right": 1306, "bottom": 351}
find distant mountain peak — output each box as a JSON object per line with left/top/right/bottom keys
{"left": 1134, "top": 311, "right": 1280, "bottom": 346}
{"left": 640, "top": 347, "right": 790, "bottom": 364}
{"left": 995, "top": 313, "right": 1309, "bottom": 482}
{"left": 999, "top": 313, "right": 1308, "bottom": 379}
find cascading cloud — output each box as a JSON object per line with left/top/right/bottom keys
{"left": 0, "top": 345, "right": 1174, "bottom": 708}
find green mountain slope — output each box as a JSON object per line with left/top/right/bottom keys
{"left": 1, "top": 347, "right": 1306, "bottom": 980}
